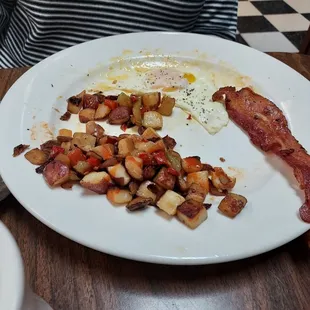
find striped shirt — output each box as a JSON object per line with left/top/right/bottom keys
{"left": 0, "top": 0, "right": 238, "bottom": 68}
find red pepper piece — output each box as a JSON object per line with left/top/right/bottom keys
{"left": 87, "top": 157, "right": 101, "bottom": 167}
{"left": 153, "top": 151, "right": 170, "bottom": 166}
{"left": 68, "top": 148, "right": 86, "bottom": 166}
{"left": 120, "top": 123, "right": 127, "bottom": 132}
{"left": 50, "top": 145, "right": 65, "bottom": 158}
{"left": 138, "top": 152, "right": 155, "bottom": 166}
{"left": 130, "top": 94, "right": 138, "bottom": 103}
{"left": 167, "top": 167, "right": 180, "bottom": 176}
{"left": 104, "top": 99, "right": 118, "bottom": 110}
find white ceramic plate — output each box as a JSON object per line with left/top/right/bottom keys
{"left": 0, "top": 32, "right": 309, "bottom": 265}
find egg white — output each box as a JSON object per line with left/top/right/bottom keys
{"left": 91, "top": 60, "right": 249, "bottom": 134}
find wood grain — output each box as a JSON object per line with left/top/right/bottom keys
{"left": 1, "top": 54, "right": 310, "bottom": 310}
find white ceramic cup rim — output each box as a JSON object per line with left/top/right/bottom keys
{"left": 0, "top": 221, "right": 24, "bottom": 310}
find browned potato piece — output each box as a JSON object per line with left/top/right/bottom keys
{"left": 143, "top": 166, "right": 157, "bottom": 180}
{"left": 187, "top": 171, "right": 209, "bottom": 193}
{"left": 157, "top": 96, "right": 175, "bottom": 116}
{"left": 86, "top": 121, "right": 105, "bottom": 139}
{"left": 177, "top": 200, "right": 208, "bottom": 229}
{"left": 153, "top": 167, "right": 176, "bottom": 190}
{"left": 126, "top": 197, "right": 153, "bottom": 211}
{"left": 99, "top": 157, "right": 119, "bottom": 169}
{"left": 209, "top": 180, "right": 227, "bottom": 196}
{"left": 107, "top": 163, "right": 131, "bottom": 186}
{"left": 136, "top": 181, "right": 157, "bottom": 202}
{"left": 92, "top": 144, "right": 114, "bottom": 160}
{"left": 54, "top": 153, "right": 71, "bottom": 167}
{"left": 128, "top": 180, "right": 140, "bottom": 195}
{"left": 79, "top": 108, "right": 95, "bottom": 123}
{"left": 141, "top": 127, "right": 160, "bottom": 140}
{"left": 142, "top": 92, "right": 160, "bottom": 110}
{"left": 24, "top": 148, "right": 47, "bottom": 165}
{"left": 73, "top": 161, "right": 92, "bottom": 175}
{"left": 80, "top": 171, "right": 112, "bottom": 194}
{"left": 108, "top": 106, "right": 130, "bottom": 125}
{"left": 134, "top": 139, "right": 165, "bottom": 154}
{"left": 69, "top": 171, "right": 81, "bottom": 181}
{"left": 182, "top": 156, "right": 202, "bottom": 173}
{"left": 186, "top": 183, "right": 207, "bottom": 203}
{"left": 176, "top": 176, "right": 188, "bottom": 193}
{"left": 95, "top": 104, "right": 111, "bottom": 120}
{"left": 58, "top": 129, "right": 72, "bottom": 137}
{"left": 67, "top": 91, "right": 85, "bottom": 114}
{"left": 71, "top": 133, "right": 96, "bottom": 152}
{"left": 125, "top": 156, "right": 143, "bottom": 180}
{"left": 61, "top": 141, "right": 71, "bottom": 154}
{"left": 43, "top": 160, "right": 70, "bottom": 186}
{"left": 118, "top": 138, "right": 134, "bottom": 157}
{"left": 210, "top": 167, "right": 236, "bottom": 191}
{"left": 142, "top": 111, "right": 163, "bottom": 129}
{"left": 131, "top": 99, "right": 142, "bottom": 126}
{"left": 107, "top": 188, "right": 132, "bottom": 205}
{"left": 218, "top": 193, "right": 247, "bottom": 218}
{"left": 117, "top": 92, "right": 132, "bottom": 108}
{"left": 57, "top": 136, "right": 73, "bottom": 143}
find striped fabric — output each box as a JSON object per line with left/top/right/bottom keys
{"left": 0, "top": 0, "right": 238, "bottom": 68}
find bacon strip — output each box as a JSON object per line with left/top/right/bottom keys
{"left": 212, "top": 87, "right": 310, "bottom": 223}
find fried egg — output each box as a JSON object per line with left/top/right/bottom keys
{"left": 93, "top": 60, "right": 249, "bottom": 134}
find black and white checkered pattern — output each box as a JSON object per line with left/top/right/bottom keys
{"left": 237, "top": 0, "right": 310, "bottom": 52}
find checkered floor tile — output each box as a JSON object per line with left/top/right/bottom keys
{"left": 237, "top": 0, "right": 310, "bottom": 52}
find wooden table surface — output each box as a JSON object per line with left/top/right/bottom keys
{"left": 1, "top": 53, "right": 310, "bottom": 310}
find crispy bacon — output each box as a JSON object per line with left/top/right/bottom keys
{"left": 13, "top": 144, "right": 29, "bottom": 157}
{"left": 213, "top": 87, "right": 310, "bottom": 223}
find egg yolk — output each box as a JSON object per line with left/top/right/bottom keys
{"left": 183, "top": 73, "right": 196, "bottom": 84}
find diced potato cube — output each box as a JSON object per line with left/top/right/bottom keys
{"left": 107, "top": 188, "right": 132, "bottom": 205}
{"left": 134, "top": 139, "right": 165, "bottom": 154}
{"left": 118, "top": 138, "right": 134, "bottom": 157}
{"left": 117, "top": 92, "right": 132, "bottom": 108}
{"left": 210, "top": 167, "right": 236, "bottom": 191}
{"left": 182, "top": 156, "right": 202, "bottom": 173}
{"left": 79, "top": 108, "right": 95, "bottom": 123}
{"left": 142, "top": 111, "right": 163, "bottom": 129}
{"left": 92, "top": 144, "right": 114, "bottom": 160}
{"left": 177, "top": 200, "right": 208, "bottom": 229}
{"left": 55, "top": 153, "right": 71, "bottom": 167}
{"left": 107, "top": 163, "right": 131, "bottom": 186}
{"left": 154, "top": 167, "right": 176, "bottom": 190}
{"left": 85, "top": 121, "right": 104, "bottom": 139}
{"left": 58, "top": 129, "right": 72, "bottom": 137}
{"left": 141, "top": 127, "right": 160, "bottom": 140}
{"left": 187, "top": 171, "right": 209, "bottom": 193}
{"left": 125, "top": 156, "right": 143, "bottom": 180}
{"left": 61, "top": 141, "right": 71, "bottom": 154}
{"left": 157, "top": 95, "right": 175, "bottom": 116}
{"left": 24, "top": 148, "right": 47, "bottom": 165}
{"left": 136, "top": 181, "right": 157, "bottom": 202}
{"left": 218, "top": 193, "right": 247, "bottom": 218}
{"left": 95, "top": 104, "right": 111, "bottom": 120}
{"left": 142, "top": 92, "right": 160, "bottom": 110}
{"left": 73, "top": 161, "right": 92, "bottom": 175}
{"left": 67, "top": 91, "right": 85, "bottom": 114}
{"left": 80, "top": 171, "right": 112, "bottom": 194}
{"left": 43, "top": 160, "right": 70, "bottom": 186}
{"left": 71, "top": 133, "right": 96, "bottom": 152}
{"left": 186, "top": 183, "right": 207, "bottom": 203}
{"left": 157, "top": 190, "right": 185, "bottom": 216}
